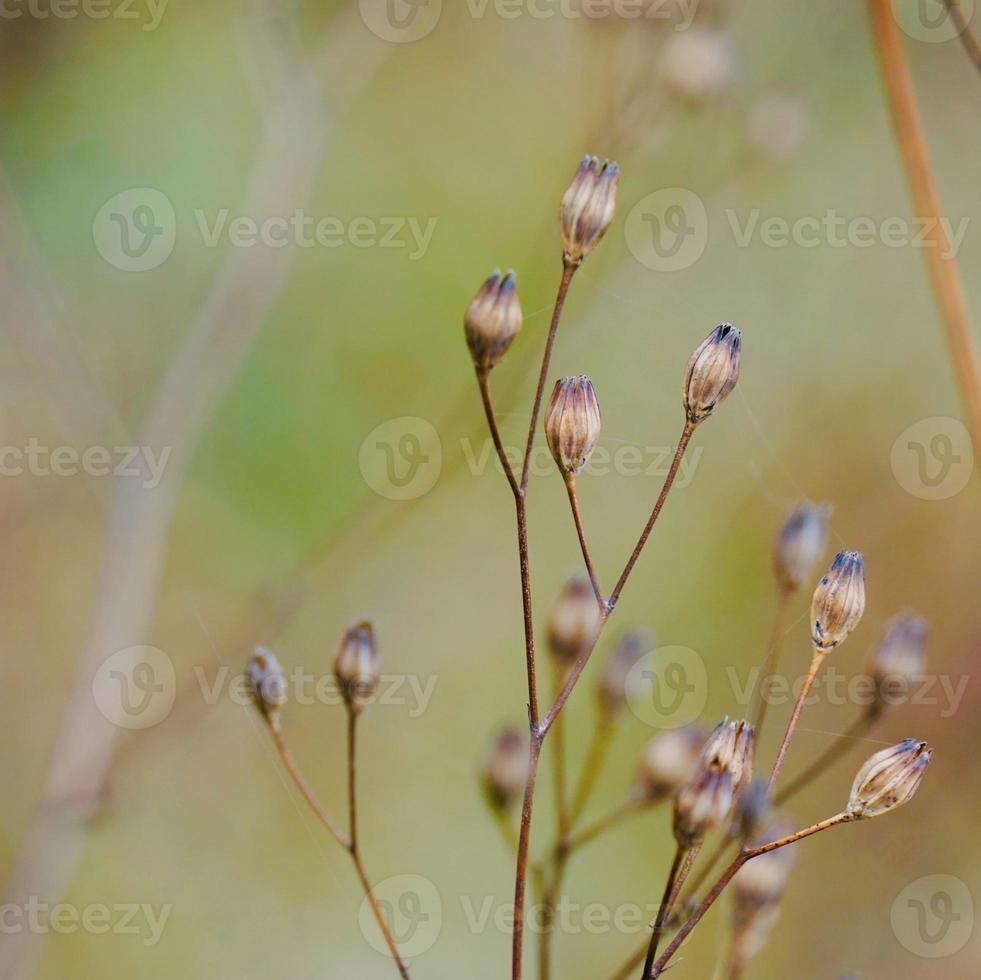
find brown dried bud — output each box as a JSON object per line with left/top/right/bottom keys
{"left": 559, "top": 155, "right": 620, "bottom": 265}
{"left": 597, "top": 630, "right": 647, "bottom": 715}
{"left": 247, "top": 647, "right": 287, "bottom": 725}
{"left": 683, "top": 323, "right": 742, "bottom": 425}
{"left": 547, "top": 575, "right": 602, "bottom": 667}
{"left": 848, "top": 738, "right": 931, "bottom": 819}
{"left": 544, "top": 376, "right": 602, "bottom": 478}
{"left": 464, "top": 269, "right": 522, "bottom": 373}
{"left": 810, "top": 551, "right": 866, "bottom": 652}
{"left": 703, "top": 717, "right": 755, "bottom": 797}
{"left": 634, "top": 725, "right": 705, "bottom": 801}
{"left": 673, "top": 760, "right": 733, "bottom": 848}
{"left": 482, "top": 727, "right": 529, "bottom": 812}
{"left": 867, "top": 612, "right": 928, "bottom": 709}
{"left": 772, "top": 501, "right": 832, "bottom": 595}
{"left": 734, "top": 778, "right": 771, "bottom": 843}
{"left": 334, "top": 621, "right": 380, "bottom": 713}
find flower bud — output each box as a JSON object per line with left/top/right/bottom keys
{"left": 867, "top": 612, "right": 928, "bottom": 709}
{"left": 772, "top": 501, "right": 832, "bottom": 595}
{"left": 703, "top": 717, "right": 755, "bottom": 797}
{"left": 547, "top": 575, "right": 602, "bottom": 667}
{"left": 482, "top": 727, "right": 529, "bottom": 812}
{"left": 634, "top": 725, "right": 704, "bottom": 801}
{"left": 544, "top": 376, "right": 602, "bottom": 478}
{"left": 810, "top": 551, "right": 866, "bottom": 652}
{"left": 673, "top": 760, "right": 733, "bottom": 848}
{"left": 334, "top": 621, "right": 380, "bottom": 713}
{"left": 464, "top": 269, "right": 522, "bottom": 373}
{"left": 597, "top": 630, "right": 647, "bottom": 715}
{"left": 848, "top": 738, "right": 932, "bottom": 819}
{"left": 559, "top": 155, "right": 620, "bottom": 265}
{"left": 247, "top": 647, "right": 287, "bottom": 725}
{"left": 683, "top": 323, "right": 742, "bottom": 424}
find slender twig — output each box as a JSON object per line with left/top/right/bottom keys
{"left": 642, "top": 844, "right": 700, "bottom": 978}
{"left": 942, "top": 0, "right": 981, "bottom": 74}
{"left": 774, "top": 709, "right": 877, "bottom": 805}
{"left": 520, "top": 261, "right": 577, "bottom": 493}
{"left": 569, "top": 715, "right": 617, "bottom": 825}
{"left": 749, "top": 589, "right": 792, "bottom": 748}
{"left": 513, "top": 736, "right": 543, "bottom": 979}
{"left": 553, "top": 669, "right": 572, "bottom": 842}
{"left": 609, "top": 421, "right": 695, "bottom": 610}
{"left": 869, "top": 0, "right": 981, "bottom": 454}
{"left": 767, "top": 648, "right": 826, "bottom": 794}
{"left": 565, "top": 476, "right": 604, "bottom": 606}
{"left": 478, "top": 369, "right": 520, "bottom": 498}
{"left": 650, "top": 813, "right": 854, "bottom": 977}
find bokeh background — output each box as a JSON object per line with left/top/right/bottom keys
{"left": 1, "top": 0, "right": 979, "bottom": 977}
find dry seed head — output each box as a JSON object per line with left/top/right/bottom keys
{"left": 464, "top": 269, "right": 522, "bottom": 372}
{"left": 848, "top": 738, "right": 931, "bottom": 819}
{"left": 634, "top": 725, "right": 705, "bottom": 801}
{"left": 811, "top": 551, "right": 866, "bottom": 651}
{"left": 482, "top": 727, "right": 529, "bottom": 812}
{"left": 867, "top": 611, "right": 928, "bottom": 709}
{"left": 547, "top": 575, "right": 602, "bottom": 667}
{"left": 544, "top": 376, "right": 602, "bottom": 478}
{"left": 597, "top": 630, "right": 648, "bottom": 715}
{"left": 683, "top": 323, "right": 742, "bottom": 424}
{"left": 334, "top": 621, "right": 380, "bottom": 713}
{"left": 559, "top": 155, "right": 620, "bottom": 265}
{"left": 247, "top": 646, "right": 287, "bottom": 725}
{"left": 673, "top": 759, "right": 733, "bottom": 848}
{"left": 703, "top": 717, "right": 755, "bottom": 797}
{"left": 773, "top": 501, "right": 832, "bottom": 595}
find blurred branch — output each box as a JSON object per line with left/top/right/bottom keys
{"left": 942, "top": 0, "right": 981, "bottom": 75}
{"left": 869, "top": 0, "right": 981, "bottom": 456}
{"left": 0, "top": 8, "right": 392, "bottom": 979}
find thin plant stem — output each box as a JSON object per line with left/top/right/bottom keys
{"left": 512, "top": 736, "right": 543, "bottom": 980}
{"left": 775, "top": 709, "right": 877, "bottom": 806}
{"left": 553, "top": 669, "right": 571, "bottom": 842}
{"left": 650, "top": 813, "right": 854, "bottom": 977}
{"left": 569, "top": 715, "right": 616, "bottom": 825}
{"left": 272, "top": 720, "right": 411, "bottom": 979}
{"left": 520, "top": 261, "right": 576, "bottom": 493}
{"left": 565, "top": 476, "right": 604, "bottom": 607}
{"left": 749, "top": 589, "right": 791, "bottom": 748}
{"left": 869, "top": 0, "right": 981, "bottom": 454}
{"left": 642, "top": 844, "right": 699, "bottom": 978}
{"left": 477, "top": 369, "right": 520, "bottom": 497}
{"left": 347, "top": 712, "right": 359, "bottom": 850}
{"left": 767, "top": 648, "right": 826, "bottom": 795}
{"left": 942, "top": 0, "right": 981, "bottom": 74}
{"left": 609, "top": 421, "right": 695, "bottom": 610}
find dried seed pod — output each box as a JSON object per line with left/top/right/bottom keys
{"left": 673, "top": 760, "right": 733, "bottom": 848}
{"left": 482, "top": 727, "right": 529, "bottom": 812}
{"left": 334, "top": 621, "right": 381, "bottom": 713}
{"left": 634, "top": 725, "right": 705, "bottom": 801}
{"left": 247, "top": 647, "right": 287, "bottom": 726}
{"left": 547, "top": 575, "right": 602, "bottom": 668}
{"left": 772, "top": 501, "right": 832, "bottom": 595}
{"left": 867, "top": 611, "right": 928, "bottom": 709}
{"left": 703, "top": 717, "right": 755, "bottom": 797}
{"left": 464, "top": 269, "right": 522, "bottom": 372}
{"left": 683, "top": 323, "right": 742, "bottom": 425}
{"left": 597, "top": 630, "right": 648, "bottom": 715}
{"left": 848, "top": 738, "right": 932, "bottom": 819}
{"left": 811, "top": 551, "right": 867, "bottom": 652}
{"left": 559, "top": 155, "right": 620, "bottom": 265}
{"left": 544, "top": 376, "right": 602, "bottom": 478}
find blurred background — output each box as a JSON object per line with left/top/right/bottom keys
{"left": 1, "top": 0, "right": 979, "bottom": 977}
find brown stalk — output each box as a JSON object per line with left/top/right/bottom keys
{"left": 767, "top": 648, "right": 826, "bottom": 794}
{"left": 869, "top": 0, "right": 981, "bottom": 453}
{"left": 942, "top": 0, "right": 981, "bottom": 74}
{"left": 565, "top": 476, "right": 605, "bottom": 607}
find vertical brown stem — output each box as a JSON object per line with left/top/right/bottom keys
{"left": 767, "top": 648, "right": 825, "bottom": 794}
{"left": 478, "top": 369, "right": 520, "bottom": 498}
{"left": 641, "top": 844, "right": 699, "bottom": 978}
{"left": 565, "top": 476, "right": 604, "bottom": 607}
{"left": 513, "top": 735, "right": 543, "bottom": 980}
{"left": 869, "top": 0, "right": 981, "bottom": 454}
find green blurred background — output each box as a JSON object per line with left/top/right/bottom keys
{"left": 1, "top": 0, "right": 979, "bottom": 977}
